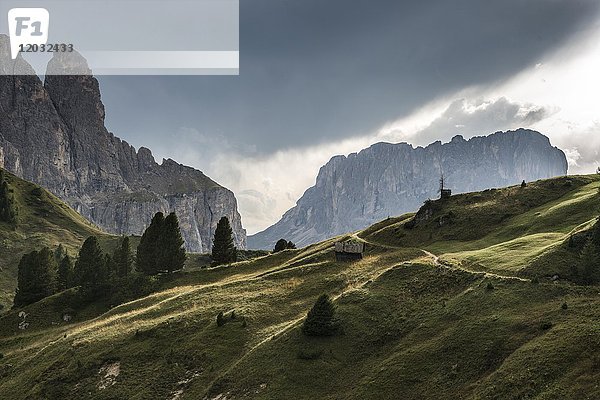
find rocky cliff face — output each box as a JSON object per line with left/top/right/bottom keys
{"left": 249, "top": 130, "right": 568, "bottom": 249}
{"left": 0, "top": 35, "right": 246, "bottom": 252}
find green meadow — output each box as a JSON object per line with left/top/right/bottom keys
{"left": 0, "top": 172, "right": 599, "bottom": 399}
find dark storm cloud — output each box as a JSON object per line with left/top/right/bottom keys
{"left": 97, "top": 0, "right": 600, "bottom": 158}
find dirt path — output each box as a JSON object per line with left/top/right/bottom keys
{"left": 351, "top": 233, "right": 529, "bottom": 282}
{"left": 421, "top": 249, "right": 529, "bottom": 282}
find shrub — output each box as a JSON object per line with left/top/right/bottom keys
{"left": 31, "top": 187, "right": 43, "bottom": 197}
{"left": 486, "top": 282, "right": 495, "bottom": 291}
{"left": 561, "top": 302, "right": 568, "bottom": 310}
{"left": 273, "top": 239, "right": 297, "bottom": 253}
{"left": 540, "top": 322, "right": 553, "bottom": 331}
{"left": 216, "top": 311, "right": 226, "bottom": 327}
{"left": 273, "top": 239, "right": 288, "bottom": 253}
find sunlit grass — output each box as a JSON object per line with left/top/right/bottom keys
{"left": 1, "top": 174, "right": 600, "bottom": 399}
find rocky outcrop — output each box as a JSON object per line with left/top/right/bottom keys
{"left": 249, "top": 130, "right": 567, "bottom": 249}
{"left": 0, "top": 35, "right": 246, "bottom": 252}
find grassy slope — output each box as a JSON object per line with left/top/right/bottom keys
{"left": 0, "top": 170, "right": 120, "bottom": 310}
{"left": 0, "top": 175, "right": 599, "bottom": 399}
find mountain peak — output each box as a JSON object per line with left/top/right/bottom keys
{"left": 46, "top": 50, "right": 91, "bottom": 75}
{"left": 249, "top": 129, "right": 567, "bottom": 249}
{"left": 0, "top": 48, "right": 246, "bottom": 252}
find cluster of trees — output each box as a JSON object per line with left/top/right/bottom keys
{"left": 273, "top": 239, "right": 296, "bottom": 253}
{"left": 14, "top": 236, "right": 134, "bottom": 307}
{"left": 211, "top": 216, "right": 237, "bottom": 265}
{"left": 14, "top": 212, "right": 187, "bottom": 308}
{"left": 13, "top": 248, "right": 58, "bottom": 307}
{"left": 137, "top": 212, "right": 186, "bottom": 274}
{"left": 0, "top": 169, "right": 18, "bottom": 225}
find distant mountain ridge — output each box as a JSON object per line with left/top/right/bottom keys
{"left": 249, "top": 129, "right": 568, "bottom": 249}
{"left": 0, "top": 35, "right": 246, "bottom": 252}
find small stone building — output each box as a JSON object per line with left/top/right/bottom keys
{"left": 335, "top": 241, "right": 365, "bottom": 261}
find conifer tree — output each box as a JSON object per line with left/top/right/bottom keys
{"left": 137, "top": 212, "right": 165, "bottom": 275}
{"left": 302, "top": 294, "right": 339, "bottom": 336}
{"left": 57, "top": 254, "right": 74, "bottom": 291}
{"left": 13, "top": 248, "right": 58, "bottom": 307}
{"left": 273, "top": 239, "right": 288, "bottom": 253}
{"left": 54, "top": 244, "right": 67, "bottom": 264}
{"left": 211, "top": 216, "right": 237, "bottom": 265}
{"left": 105, "top": 253, "right": 118, "bottom": 282}
{"left": 274, "top": 239, "right": 297, "bottom": 252}
{"left": 159, "top": 213, "right": 186, "bottom": 272}
{"left": 14, "top": 252, "right": 36, "bottom": 307}
{"left": 592, "top": 217, "right": 600, "bottom": 247}
{"left": 113, "top": 236, "right": 134, "bottom": 277}
{"left": 0, "top": 169, "right": 18, "bottom": 225}
{"left": 74, "top": 236, "right": 108, "bottom": 298}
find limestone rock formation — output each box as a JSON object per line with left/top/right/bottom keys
{"left": 0, "top": 35, "right": 246, "bottom": 252}
{"left": 249, "top": 130, "right": 567, "bottom": 249}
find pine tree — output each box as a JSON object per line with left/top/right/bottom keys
{"left": 54, "top": 244, "right": 67, "bottom": 264}
{"left": 302, "top": 294, "right": 339, "bottom": 336}
{"left": 580, "top": 238, "right": 600, "bottom": 285}
{"left": 14, "top": 252, "right": 37, "bottom": 307}
{"left": 113, "top": 236, "right": 134, "bottom": 277}
{"left": 57, "top": 254, "right": 74, "bottom": 291}
{"left": 74, "top": 236, "right": 108, "bottom": 299}
{"left": 105, "top": 253, "right": 118, "bottom": 282}
{"left": 13, "top": 247, "right": 58, "bottom": 307}
{"left": 211, "top": 216, "right": 237, "bottom": 265}
{"left": 592, "top": 217, "right": 600, "bottom": 247}
{"left": 274, "top": 239, "right": 297, "bottom": 252}
{"left": 0, "top": 169, "right": 18, "bottom": 225}
{"left": 158, "top": 213, "right": 186, "bottom": 273}
{"left": 137, "top": 212, "right": 165, "bottom": 275}
{"left": 273, "top": 239, "right": 288, "bottom": 253}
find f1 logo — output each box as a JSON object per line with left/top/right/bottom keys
{"left": 8, "top": 8, "right": 49, "bottom": 60}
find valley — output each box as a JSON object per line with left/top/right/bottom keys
{"left": 1, "top": 173, "right": 599, "bottom": 399}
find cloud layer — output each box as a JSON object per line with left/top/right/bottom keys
{"left": 99, "top": 0, "right": 600, "bottom": 154}
{"left": 93, "top": 2, "right": 600, "bottom": 233}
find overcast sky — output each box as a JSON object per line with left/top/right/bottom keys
{"left": 97, "top": 0, "right": 600, "bottom": 234}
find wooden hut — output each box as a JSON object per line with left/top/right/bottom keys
{"left": 335, "top": 240, "right": 365, "bottom": 261}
